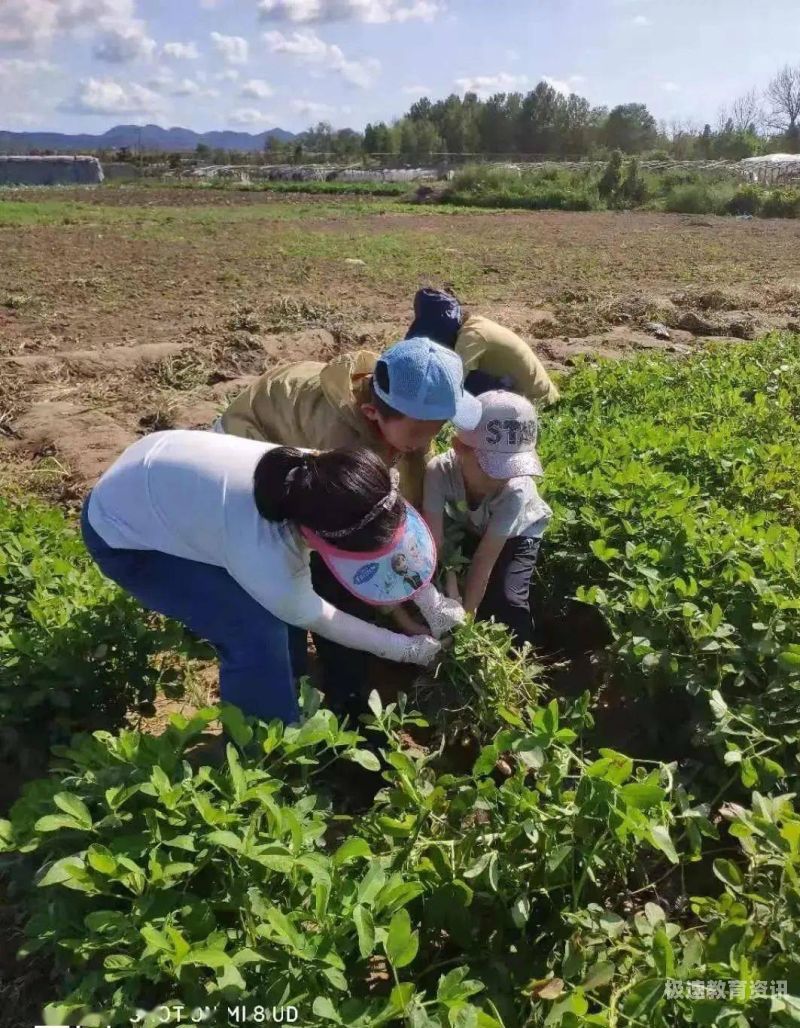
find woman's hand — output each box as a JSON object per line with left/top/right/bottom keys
{"left": 402, "top": 634, "right": 444, "bottom": 668}
{"left": 413, "top": 583, "right": 467, "bottom": 640}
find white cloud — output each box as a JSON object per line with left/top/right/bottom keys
{"left": 263, "top": 29, "right": 380, "bottom": 88}
{"left": 661, "top": 81, "right": 680, "bottom": 92}
{"left": 210, "top": 31, "right": 249, "bottom": 64}
{"left": 258, "top": 0, "right": 440, "bottom": 24}
{"left": 0, "top": 0, "right": 138, "bottom": 51}
{"left": 147, "top": 68, "right": 175, "bottom": 91}
{"left": 59, "top": 76, "right": 161, "bottom": 115}
{"left": 230, "top": 106, "right": 275, "bottom": 125}
{"left": 216, "top": 68, "right": 240, "bottom": 81}
{"left": 93, "top": 23, "right": 157, "bottom": 63}
{"left": 0, "top": 57, "right": 56, "bottom": 74}
{"left": 240, "top": 78, "right": 275, "bottom": 98}
{"left": 454, "top": 72, "right": 529, "bottom": 97}
{"left": 292, "top": 98, "right": 335, "bottom": 118}
{"left": 402, "top": 84, "right": 432, "bottom": 96}
{"left": 543, "top": 74, "right": 587, "bottom": 95}
{"left": 163, "top": 41, "right": 199, "bottom": 60}
{"left": 171, "top": 76, "right": 219, "bottom": 98}
{"left": 632, "top": 14, "right": 651, "bottom": 25}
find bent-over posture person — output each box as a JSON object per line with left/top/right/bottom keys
{"left": 82, "top": 430, "right": 461, "bottom": 723}
{"left": 406, "top": 288, "right": 560, "bottom": 406}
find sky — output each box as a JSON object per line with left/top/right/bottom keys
{"left": 1, "top": 0, "right": 799, "bottom": 136}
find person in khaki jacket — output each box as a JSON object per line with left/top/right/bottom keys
{"left": 217, "top": 337, "right": 481, "bottom": 717}
{"left": 219, "top": 348, "right": 435, "bottom": 507}
{"left": 405, "top": 288, "right": 560, "bottom": 406}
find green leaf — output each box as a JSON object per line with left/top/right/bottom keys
{"left": 583, "top": 961, "right": 615, "bottom": 990}
{"left": 183, "top": 947, "right": 231, "bottom": 969}
{"left": 449, "top": 1006, "right": 478, "bottom": 1028}
{"left": 353, "top": 904, "right": 375, "bottom": 959}
{"left": 85, "top": 910, "right": 128, "bottom": 933}
{"left": 323, "top": 966, "right": 349, "bottom": 991}
{"left": 218, "top": 703, "right": 254, "bottom": 747}
{"left": 652, "top": 928, "right": 675, "bottom": 978}
{"left": 34, "top": 814, "right": 86, "bottom": 833}
{"left": 713, "top": 858, "right": 744, "bottom": 891}
{"left": 344, "top": 749, "right": 381, "bottom": 772}
{"left": 620, "top": 782, "right": 666, "bottom": 810}
{"left": 511, "top": 895, "right": 530, "bottom": 929}
{"left": 37, "top": 856, "right": 87, "bottom": 889}
{"left": 53, "top": 792, "right": 93, "bottom": 830}
{"left": 312, "top": 997, "right": 343, "bottom": 1023}
{"left": 206, "top": 830, "right": 242, "bottom": 851}
{"left": 367, "top": 690, "right": 383, "bottom": 718}
{"left": 463, "top": 852, "right": 492, "bottom": 879}
{"left": 86, "top": 845, "right": 118, "bottom": 876}
{"left": 648, "top": 824, "right": 679, "bottom": 864}
{"left": 778, "top": 650, "right": 800, "bottom": 669}
{"left": 437, "top": 967, "right": 484, "bottom": 1003}
{"left": 586, "top": 751, "right": 633, "bottom": 785}
{"left": 385, "top": 908, "right": 418, "bottom": 969}
{"left": 357, "top": 862, "right": 386, "bottom": 905}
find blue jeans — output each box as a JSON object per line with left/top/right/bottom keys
{"left": 81, "top": 499, "right": 300, "bottom": 724}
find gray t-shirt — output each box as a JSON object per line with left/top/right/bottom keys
{"left": 423, "top": 450, "right": 552, "bottom": 540}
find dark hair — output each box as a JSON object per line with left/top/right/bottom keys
{"left": 253, "top": 446, "right": 403, "bottom": 552}
{"left": 369, "top": 363, "right": 406, "bottom": 421}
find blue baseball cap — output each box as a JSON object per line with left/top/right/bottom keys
{"left": 374, "top": 337, "right": 482, "bottom": 431}
{"left": 405, "top": 288, "right": 463, "bottom": 348}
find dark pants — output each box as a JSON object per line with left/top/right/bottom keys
{"left": 298, "top": 554, "right": 373, "bottom": 714}
{"left": 465, "top": 369, "right": 510, "bottom": 396}
{"left": 465, "top": 534, "right": 541, "bottom": 649}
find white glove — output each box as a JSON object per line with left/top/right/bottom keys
{"left": 413, "top": 583, "right": 467, "bottom": 640}
{"left": 401, "top": 635, "right": 444, "bottom": 668}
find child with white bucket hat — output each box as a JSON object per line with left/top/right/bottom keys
{"left": 423, "top": 391, "right": 552, "bottom": 648}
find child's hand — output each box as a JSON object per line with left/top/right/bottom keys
{"left": 391, "top": 605, "right": 431, "bottom": 637}
{"left": 445, "top": 570, "right": 462, "bottom": 604}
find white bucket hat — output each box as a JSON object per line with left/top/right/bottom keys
{"left": 456, "top": 390, "right": 543, "bottom": 479}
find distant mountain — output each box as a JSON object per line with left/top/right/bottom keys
{"left": 0, "top": 123, "right": 296, "bottom": 154}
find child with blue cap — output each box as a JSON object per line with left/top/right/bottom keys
{"left": 406, "top": 288, "right": 560, "bottom": 406}
{"left": 218, "top": 336, "right": 481, "bottom": 507}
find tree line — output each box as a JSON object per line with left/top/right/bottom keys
{"left": 63, "top": 63, "right": 800, "bottom": 167}
{"left": 280, "top": 64, "right": 800, "bottom": 164}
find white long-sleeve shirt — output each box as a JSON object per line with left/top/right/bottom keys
{"left": 88, "top": 430, "right": 417, "bottom": 661}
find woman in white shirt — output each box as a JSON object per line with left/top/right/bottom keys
{"left": 82, "top": 430, "right": 460, "bottom": 724}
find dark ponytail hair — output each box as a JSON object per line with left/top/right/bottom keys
{"left": 253, "top": 446, "right": 404, "bottom": 552}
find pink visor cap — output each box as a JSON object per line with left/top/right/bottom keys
{"left": 456, "top": 390, "right": 543, "bottom": 479}
{"left": 301, "top": 503, "right": 436, "bottom": 607}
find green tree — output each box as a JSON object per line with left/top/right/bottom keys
{"left": 516, "top": 81, "right": 564, "bottom": 155}
{"left": 598, "top": 149, "right": 623, "bottom": 201}
{"left": 602, "top": 103, "right": 658, "bottom": 153}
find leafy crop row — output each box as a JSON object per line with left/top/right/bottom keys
{"left": 0, "top": 501, "right": 194, "bottom": 766}
{"left": 538, "top": 333, "right": 800, "bottom": 793}
{"left": 1, "top": 335, "right": 800, "bottom": 1025}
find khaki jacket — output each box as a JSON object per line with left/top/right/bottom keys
{"left": 456, "top": 315, "right": 560, "bottom": 405}
{"left": 220, "top": 350, "right": 427, "bottom": 507}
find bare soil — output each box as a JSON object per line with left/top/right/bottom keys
{"left": 2, "top": 190, "right": 799, "bottom": 495}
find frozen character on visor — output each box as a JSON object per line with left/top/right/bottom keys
{"left": 82, "top": 430, "right": 464, "bottom": 725}
{"left": 390, "top": 553, "right": 424, "bottom": 592}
